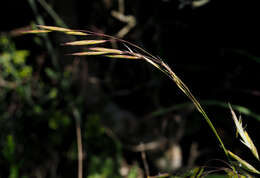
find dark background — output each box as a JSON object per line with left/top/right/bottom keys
{"left": 0, "top": 0, "right": 259, "bottom": 177}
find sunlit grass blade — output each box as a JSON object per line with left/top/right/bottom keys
{"left": 105, "top": 54, "right": 140, "bottom": 59}
{"left": 228, "top": 151, "right": 260, "bottom": 174}
{"left": 89, "top": 47, "right": 123, "bottom": 54}
{"left": 37, "top": 25, "right": 72, "bottom": 32}
{"left": 64, "top": 40, "right": 107, "bottom": 46}
{"left": 69, "top": 51, "right": 111, "bottom": 56}
{"left": 65, "top": 31, "right": 88, "bottom": 36}
{"left": 229, "top": 104, "right": 259, "bottom": 160}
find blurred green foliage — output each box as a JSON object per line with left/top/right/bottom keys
{"left": 0, "top": 35, "right": 122, "bottom": 177}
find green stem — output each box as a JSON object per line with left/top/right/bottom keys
{"left": 37, "top": 0, "right": 67, "bottom": 27}
{"left": 160, "top": 61, "right": 229, "bottom": 158}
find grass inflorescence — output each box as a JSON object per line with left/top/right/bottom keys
{"left": 21, "top": 25, "right": 260, "bottom": 177}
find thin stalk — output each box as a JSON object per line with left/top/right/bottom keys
{"left": 73, "top": 108, "right": 83, "bottom": 178}
{"left": 77, "top": 28, "right": 230, "bottom": 158}
{"left": 160, "top": 60, "right": 229, "bottom": 157}
{"left": 37, "top": 0, "right": 67, "bottom": 27}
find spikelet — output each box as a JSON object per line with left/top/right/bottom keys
{"left": 65, "top": 31, "right": 88, "bottom": 36}
{"left": 89, "top": 47, "right": 123, "bottom": 54}
{"left": 37, "top": 25, "right": 72, "bottom": 32}
{"left": 20, "top": 30, "right": 51, "bottom": 34}
{"left": 64, "top": 40, "right": 107, "bottom": 46}
{"left": 105, "top": 54, "right": 140, "bottom": 59}
{"left": 228, "top": 150, "right": 260, "bottom": 174}
{"left": 229, "top": 104, "right": 259, "bottom": 160}
{"left": 69, "top": 51, "right": 111, "bottom": 56}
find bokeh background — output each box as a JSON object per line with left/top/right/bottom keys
{"left": 0, "top": 0, "right": 260, "bottom": 177}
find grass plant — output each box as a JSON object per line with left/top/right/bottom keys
{"left": 21, "top": 25, "right": 260, "bottom": 177}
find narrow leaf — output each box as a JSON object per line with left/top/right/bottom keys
{"left": 89, "top": 47, "right": 123, "bottom": 54}
{"left": 105, "top": 54, "right": 140, "bottom": 59}
{"left": 37, "top": 25, "right": 72, "bottom": 32}
{"left": 69, "top": 51, "right": 110, "bottom": 56}
{"left": 64, "top": 40, "right": 107, "bottom": 46}
{"left": 228, "top": 150, "right": 260, "bottom": 174}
